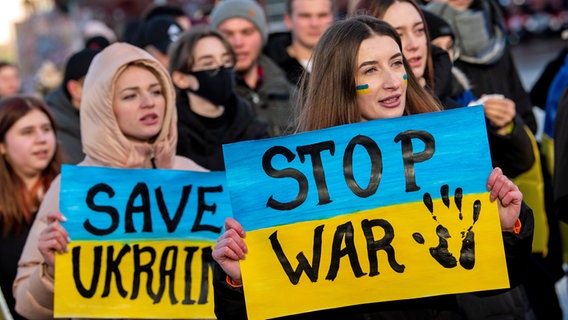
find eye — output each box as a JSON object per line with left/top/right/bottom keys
{"left": 152, "top": 88, "right": 163, "bottom": 96}
{"left": 392, "top": 59, "right": 404, "bottom": 68}
{"left": 363, "top": 67, "right": 377, "bottom": 75}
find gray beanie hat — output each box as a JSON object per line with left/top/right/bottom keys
{"left": 210, "top": 0, "right": 268, "bottom": 45}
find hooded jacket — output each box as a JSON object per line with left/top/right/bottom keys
{"left": 13, "top": 43, "right": 205, "bottom": 319}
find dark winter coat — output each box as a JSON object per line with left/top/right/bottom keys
{"left": 176, "top": 92, "right": 269, "bottom": 171}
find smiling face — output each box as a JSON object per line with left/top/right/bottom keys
{"left": 113, "top": 65, "right": 166, "bottom": 142}
{"left": 382, "top": 1, "right": 428, "bottom": 82}
{"left": 355, "top": 34, "right": 408, "bottom": 121}
{"left": 0, "top": 108, "right": 56, "bottom": 180}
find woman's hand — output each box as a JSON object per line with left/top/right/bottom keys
{"left": 487, "top": 167, "right": 522, "bottom": 232}
{"left": 212, "top": 218, "right": 248, "bottom": 285}
{"left": 482, "top": 96, "right": 516, "bottom": 135}
{"left": 38, "top": 212, "right": 70, "bottom": 277}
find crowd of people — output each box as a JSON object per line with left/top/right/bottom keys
{"left": 0, "top": 0, "right": 566, "bottom": 319}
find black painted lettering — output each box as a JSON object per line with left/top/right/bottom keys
{"left": 263, "top": 146, "right": 308, "bottom": 210}
{"left": 72, "top": 246, "right": 102, "bottom": 297}
{"left": 296, "top": 141, "right": 335, "bottom": 205}
{"left": 131, "top": 245, "right": 156, "bottom": 300}
{"left": 343, "top": 135, "right": 382, "bottom": 198}
{"left": 394, "top": 130, "right": 435, "bottom": 192}
{"left": 84, "top": 183, "right": 119, "bottom": 236}
{"left": 192, "top": 186, "right": 223, "bottom": 233}
{"left": 269, "top": 226, "right": 324, "bottom": 285}
{"left": 198, "top": 247, "right": 213, "bottom": 304}
{"left": 102, "top": 245, "right": 130, "bottom": 298}
{"left": 361, "top": 219, "right": 405, "bottom": 276}
{"left": 156, "top": 185, "right": 192, "bottom": 233}
{"left": 182, "top": 247, "right": 198, "bottom": 305}
{"left": 125, "top": 183, "right": 152, "bottom": 233}
{"left": 155, "top": 246, "right": 178, "bottom": 304}
{"left": 326, "top": 222, "right": 366, "bottom": 281}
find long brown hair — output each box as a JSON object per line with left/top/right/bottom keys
{"left": 0, "top": 96, "right": 63, "bottom": 235}
{"left": 353, "top": 0, "right": 435, "bottom": 91}
{"left": 295, "top": 15, "right": 441, "bottom": 132}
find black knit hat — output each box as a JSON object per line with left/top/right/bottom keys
{"left": 138, "top": 17, "right": 182, "bottom": 54}
{"left": 423, "top": 10, "right": 454, "bottom": 41}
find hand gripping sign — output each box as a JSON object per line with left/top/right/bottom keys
{"left": 55, "top": 167, "right": 231, "bottom": 319}
{"left": 222, "top": 106, "right": 509, "bottom": 320}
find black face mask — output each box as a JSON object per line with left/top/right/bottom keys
{"left": 187, "top": 66, "right": 235, "bottom": 106}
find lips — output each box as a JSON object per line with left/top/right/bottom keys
{"left": 407, "top": 56, "right": 422, "bottom": 69}
{"left": 140, "top": 113, "right": 159, "bottom": 125}
{"left": 33, "top": 149, "right": 50, "bottom": 159}
{"left": 378, "top": 94, "right": 401, "bottom": 108}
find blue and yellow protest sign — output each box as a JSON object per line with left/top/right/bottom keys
{"left": 222, "top": 106, "right": 509, "bottom": 320}
{"left": 54, "top": 166, "right": 231, "bottom": 319}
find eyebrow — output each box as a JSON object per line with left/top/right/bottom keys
{"left": 358, "top": 52, "right": 403, "bottom": 69}
{"left": 119, "top": 82, "right": 161, "bottom": 93}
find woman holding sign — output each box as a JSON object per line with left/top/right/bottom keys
{"left": 212, "top": 15, "right": 533, "bottom": 319}
{"left": 13, "top": 43, "right": 207, "bottom": 319}
{"left": 0, "top": 96, "right": 63, "bottom": 320}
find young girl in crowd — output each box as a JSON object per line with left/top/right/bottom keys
{"left": 354, "top": 0, "right": 535, "bottom": 181}
{"left": 0, "top": 96, "right": 63, "bottom": 319}
{"left": 168, "top": 26, "right": 269, "bottom": 171}
{"left": 13, "top": 42, "right": 206, "bottom": 319}
{"left": 212, "top": 15, "right": 533, "bottom": 319}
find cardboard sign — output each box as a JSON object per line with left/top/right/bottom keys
{"left": 54, "top": 166, "right": 231, "bottom": 319}
{"left": 222, "top": 106, "right": 509, "bottom": 320}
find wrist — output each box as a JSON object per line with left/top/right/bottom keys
{"left": 226, "top": 275, "right": 243, "bottom": 288}
{"left": 502, "top": 219, "right": 522, "bottom": 234}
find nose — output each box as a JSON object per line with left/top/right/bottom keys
{"left": 382, "top": 70, "right": 400, "bottom": 90}
{"left": 404, "top": 34, "right": 419, "bottom": 52}
{"left": 35, "top": 129, "right": 49, "bottom": 143}
{"left": 141, "top": 92, "right": 155, "bottom": 108}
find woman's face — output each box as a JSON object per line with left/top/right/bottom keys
{"left": 192, "top": 36, "right": 234, "bottom": 72}
{"left": 355, "top": 34, "right": 408, "bottom": 121}
{"left": 0, "top": 109, "right": 56, "bottom": 180}
{"left": 113, "top": 65, "right": 166, "bottom": 142}
{"left": 382, "top": 2, "right": 428, "bottom": 82}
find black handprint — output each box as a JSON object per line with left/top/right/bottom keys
{"left": 412, "top": 185, "right": 481, "bottom": 270}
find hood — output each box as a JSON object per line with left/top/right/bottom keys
{"left": 80, "top": 42, "right": 177, "bottom": 169}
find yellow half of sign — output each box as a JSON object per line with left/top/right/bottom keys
{"left": 54, "top": 240, "right": 216, "bottom": 319}
{"left": 240, "top": 193, "right": 509, "bottom": 320}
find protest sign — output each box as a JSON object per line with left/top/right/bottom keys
{"left": 54, "top": 166, "right": 231, "bottom": 319}
{"left": 222, "top": 106, "right": 509, "bottom": 319}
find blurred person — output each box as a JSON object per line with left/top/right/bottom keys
{"left": 143, "top": 3, "right": 192, "bottom": 31}
{"left": 13, "top": 42, "right": 206, "bottom": 319}
{"left": 168, "top": 26, "right": 269, "bottom": 170}
{"left": 263, "top": 0, "right": 335, "bottom": 86}
{"left": 212, "top": 15, "right": 533, "bottom": 320}
{"left": 210, "top": 0, "right": 294, "bottom": 137}
{"left": 137, "top": 16, "right": 183, "bottom": 68}
{"left": 0, "top": 96, "right": 63, "bottom": 320}
{"left": 0, "top": 62, "right": 22, "bottom": 98}
{"left": 424, "top": 0, "right": 538, "bottom": 134}
{"left": 44, "top": 47, "right": 102, "bottom": 164}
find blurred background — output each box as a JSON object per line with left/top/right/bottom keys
{"left": 0, "top": 0, "right": 566, "bottom": 103}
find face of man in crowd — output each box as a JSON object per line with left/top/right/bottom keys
{"left": 217, "top": 18, "right": 263, "bottom": 73}
{"left": 0, "top": 65, "right": 21, "bottom": 97}
{"left": 285, "top": 0, "right": 334, "bottom": 50}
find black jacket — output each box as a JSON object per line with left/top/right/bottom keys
{"left": 263, "top": 31, "right": 307, "bottom": 88}
{"left": 176, "top": 93, "right": 269, "bottom": 171}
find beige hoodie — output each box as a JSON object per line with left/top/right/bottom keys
{"left": 13, "top": 43, "right": 206, "bottom": 319}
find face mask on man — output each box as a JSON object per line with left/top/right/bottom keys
{"left": 187, "top": 66, "right": 235, "bottom": 106}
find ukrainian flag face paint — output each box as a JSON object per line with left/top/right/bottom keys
{"left": 356, "top": 84, "right": 371, "bottom": 94}
{"left": 403, "top": 74, "right": 408, "bottom": 83}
